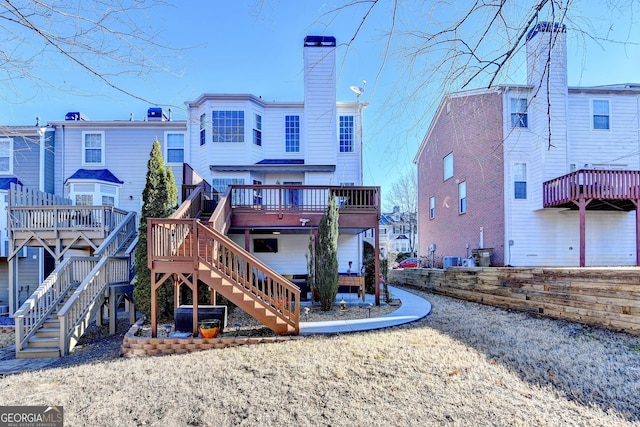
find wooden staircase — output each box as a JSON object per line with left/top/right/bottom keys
{"left": 149, "top": 184, "right": 300, "bottom": 336}
{"left": 14, "top": 212, "right": 137, "bottom": 358}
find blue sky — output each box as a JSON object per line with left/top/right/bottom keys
{"left": 2, "top": 1, "right": 639, "bottom": 201}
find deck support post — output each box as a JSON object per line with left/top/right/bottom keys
{"left": 633, "top": 199, "right": 640, "bottom": 266}
{"left": 244, "top": 229, "right": 250, "bottom": 252}
{"left": 374, "top": 221, "right": 380, "bottom": 306}
{"left": 576, "top": 197, "right": 592, "bottom": 267}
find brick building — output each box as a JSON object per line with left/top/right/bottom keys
{"left": 415, "top": 22, "right": 640, "bottom": 267}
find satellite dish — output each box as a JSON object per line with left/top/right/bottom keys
{"left": 350, "top": 85, "right": 364, "bottom": 95}
{"left": 349, "top": 80, "right": 366, "bottom": 101}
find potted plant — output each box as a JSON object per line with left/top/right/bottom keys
{"left": 198, "top": 319, "right": 221, "bottom": 339}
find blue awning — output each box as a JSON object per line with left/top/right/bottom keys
{"left": 66, "top": 169, "right": 124, "bottom": 184}
{"left": 0, "top": 177, "right": 22, "bottom": 191}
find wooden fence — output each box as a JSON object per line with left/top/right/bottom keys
{"left": 389, "top": 267, "right": 640, "bottom": 335}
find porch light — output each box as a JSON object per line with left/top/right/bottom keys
{"left": 339, "top": 298, "right": 347, "bottom": 312}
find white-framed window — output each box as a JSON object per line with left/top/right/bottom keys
{"left": 253, "top": 114, "right": 262, "bottom": 146}
{"left": 75, "top": 194, "right": 94, "bottom": 206}
{"left": 212, "top": 110, "right": 244, "bottom": 143}
{"left": 444, "top": 152, "right": 453, "bottom": 181}
{"left": 592, "top": 99, "right": 610, "bottom": 130}
{"left": 165, "top": 132, "right": 185, "bottom": 163}
{"left": 68, "top": 182, "right": 120, "bottom": 208}
{"left": 339, "top": 115, "right": 354, "bottom": 152}
{"left": 199, "top": 113, "right": 206, "bottom": 146}
{"left": 514, "top": 163, "right": 527, "bottom": 199}
{"left": 285, "top": 115, "right": 300, "bottom": 152}
{"left": 0, "top": 138, "right": 13, "bottom": 174}
{"left": 82, "top": 131, "right": 105, "bottom": 165}
{"left": 510, "top": 98, "right": 528, "bottom": 128}
{"left": 429, "top": 196, "right": 435, "bottom": 219}
{"left": 459, "top": 181, "right": 467, "bottom": 214}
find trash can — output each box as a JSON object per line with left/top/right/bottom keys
{"left": 472, "top": 248, "right": 493, "bottom": 267}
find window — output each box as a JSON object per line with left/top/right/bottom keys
{"left": 285, "top": 115, "right": 300, "bottom": 152}
{"left": 253, "top": 179, "right": 263, "bottom": 205}
{"left": 0, "top": 138, "right": 12, "bottom": 173}
{"left": 199, "top": 113, "right": 206, "bottom": 146}
{"left": 82, "top": 132, "right": 104, "bottom": 165}
{"left": 212, "top": 178, "right": 245, "bottom": 205}
{"left": 283, "top": 181, "right": 301, "bottom": 207}
{"left": 253, "top": 114, "right": 262, "bottom": 146}
{"left": 459, "top": 181, "right": 467, "bottom": 214}
{"left": 429, "top": 196, "right": 435, "bottom": 219}
{"left": 593, "top": 100, "right": 610, "bottom": 130}
{"left": 510, "top": 98, "right": 528, "bottom": 128}
{"left": 514, "top": 163, "right": 527, "bottom": 199}
{"left": 339, "top": 115, "right": 354, "bottom": 152}
{"left": 211, "top": 178, "right": 245, "bottom": 194}
{"left": 165, "top": 132, "right": 185, "bottom": 163}
{"left": 102, "top": 195, "right": 115, "bottom": 206}
{"left": 75, "top": 194, "right": 94, "bottom": 206}
{"left": 444, "top": 152, "right": 453, "bottom": 181}
{"left": 253, "top": 238, "right": 278, "bottom": 253}
{"left": 212, "top": 110, "right": 244, "bottom": 143}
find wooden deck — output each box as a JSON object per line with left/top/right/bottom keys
{"left": 543, "top": 169, "right": 640, "bottom": 210}
{"left": 228, "top": 185, "right": 380, "bottom": 233}
{"left": 543, "top": 169, "right": 640, "bottom": 266}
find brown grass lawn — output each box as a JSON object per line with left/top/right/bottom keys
{"left": 1, "top": 287, "right": 640, "bottom": 426}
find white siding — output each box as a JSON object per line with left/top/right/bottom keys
{"left": 54, "top": 122, "right": 186, "bottom": 219}
{"left": 228, "top": 233, "right": 362, "bottom": 275}
{"left": 507, "top": 210, "right": 636, "bottom": 266}
{"left": 504, "top": 87, "right": 640, "bottom": 267}
{"left": 304, "top": 43, "right": 337, "bottom": 166}
{"left": 568, "top": 94, "right": 640, "bottom": 169}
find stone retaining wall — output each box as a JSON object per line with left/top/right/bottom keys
{"left": 121, "top": 319, "right": 301, "bottom": 357}
{"left": 389, "top": 266, "right": 640, "bottom": 335}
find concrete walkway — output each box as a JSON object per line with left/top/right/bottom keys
{"left": 0, "top": 286, "right": 431, "bottom": 375}
{"left": 299, "top": 285, "right": 431, "bottom": 335}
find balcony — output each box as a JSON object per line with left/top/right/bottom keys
{"left": 543, "top": 169, "right": 640, "bottom": 267}
{"left": 224, "top": 185, "right": 381, "bottom": 233}
{"left": 543, "top": 169, "right": 640, "bottom": 211}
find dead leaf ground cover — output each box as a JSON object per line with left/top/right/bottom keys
{"left": 1, "top": 287, "right": 639, "bottom": 426}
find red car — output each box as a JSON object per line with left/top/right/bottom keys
{"left": 397, "top": 258, "right": 418, "bottom": 269}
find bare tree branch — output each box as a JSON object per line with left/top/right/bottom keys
{"left": 0, "top": 0, "right": 188, "bottom": 106}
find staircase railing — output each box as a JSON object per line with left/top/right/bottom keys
{"left": 56, "top": 212, "right": 137, "bottom": 355}
{"left": 196, "top": 222, "right": 300, "bottom": 331}
{"left": 13, "top": 258, "right": 97, "bottom": 352}
{"left": 149, "top": 219, "right": 300, "bottom": 333}
{"left": 57, "top": 256, "right": 130, "bottom": 355}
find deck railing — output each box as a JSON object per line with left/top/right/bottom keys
{"left": 543, "top": 169, "right": 640, "bottom": 207}
{"left": 229, "top": 185, "right": 380, "bottom": 213}
{"left": 8, "top": 205, "right": 129, "bottom": 235}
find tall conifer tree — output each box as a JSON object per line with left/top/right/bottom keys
{"left": 315, "top": 194, "right": 340, "bottom": 310}
{"left": 134, "top": 139, "right": 174, "bottom": 317}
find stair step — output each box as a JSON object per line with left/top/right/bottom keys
{"left": 35, "top": 327, "right": 60, "bottom": 338}
{"left": 27, "top": 336, "right": 60, "bottom": 348}
{"left": 16, "top": 347, "right": 61, "bottom": 359}
{"left": 43, "top": 318, "right": 60, "bottom": 328}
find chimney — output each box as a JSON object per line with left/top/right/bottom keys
{"left": 526, "top": 22, "right": 567, "bottom": 89}
{"left": 303, "top": 36, "right": 337, "bottom": 165}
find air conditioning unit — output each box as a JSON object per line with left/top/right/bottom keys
{"left": 65, "top": 112, "right": 88, "bottom": 121}
{"left": 462, "top": 258, "right": 475, "bottom": 267}
{"left": 443, "top": 256, "right": 462, "bottom": 270}
{"left": 147, "top": 107, "right": 168, "bottom": 121}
